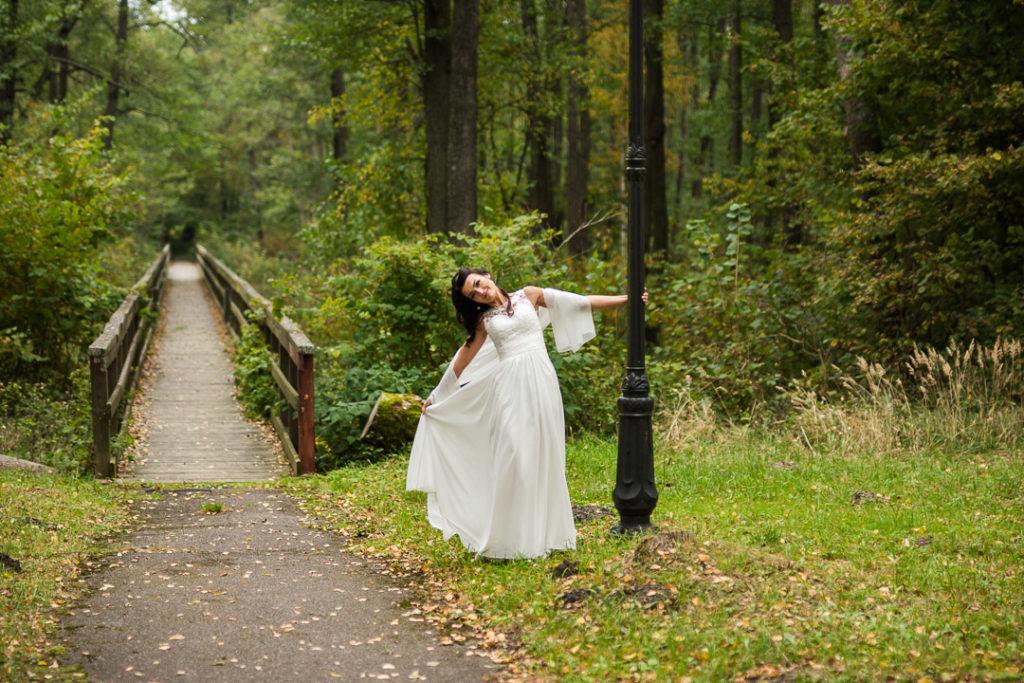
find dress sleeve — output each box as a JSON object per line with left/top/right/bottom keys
{"left": 542, "top": 287, "right": 596, "bottom": 352}
{"left": 427, "top": 362, "right": 459, "bottom": 404}
{"left": 428, "top": 337, "right": 501, "bottom": 404}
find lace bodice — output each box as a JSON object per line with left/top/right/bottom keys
{"left": 483, "top": 290, "right": 546, "bottom": 360}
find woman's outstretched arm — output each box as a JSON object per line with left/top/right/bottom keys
{"left": 523, "top": 286, "right": 648, "bottom": 309}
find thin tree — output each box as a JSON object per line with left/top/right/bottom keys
{"left": 770, "top": 0, "right": 802, "bottom": 247}
{"left": 423, "top": 0, "right": 452, "bottom": 233}
{"left": 330, "top": 67, "right": 348, "bottom": 163}
{"left": 0, "top": 0, "right": 17, "bottom": 142}
{"left": 521, "top": 0, "right": 556, "bottom": 232}
{"left": 673, "top": 29, "right": 697, "bottom": 217}
{"left": 102, "top": 0, "right": 129, "bottom": 149}
{"left": 829, "top": 0, "right": 880, "bottom": 163}
{"left": 644, "top": 0, "right": 668, "bottom": 254}
{"left": 446, "top": 0, "right": 479, "bottom": 234}
{"left": 768, "top": 0, "right": 792, "bottom": 127}
{"left": 44, "top": 2, "right": 84, "bottom": 104}
{"left": 565, "top": 0, "right": 590, "bottom": 257}
{"left": 727, "top": 0, "right": 742, "bottom": 167}
{"left": 694, "top": 17, "right": 725, "bottom": 198}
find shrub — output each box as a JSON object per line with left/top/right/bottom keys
{"left": 0, "top": 369, "right": 93, "bottom": 473}
{"left": 313, "top": 359, "right": 430, "bottom": 469}
{"left": 274, "top": 214, "right": 633, "bottom": 465}
{"left": 0, "top": 122, "right": 136, "bottom": 382}
{"left": 231, "top": 321, "right": 281, "bottom": 420}
{"left": 647, "top": 203, "right": 819, "bottom": 418}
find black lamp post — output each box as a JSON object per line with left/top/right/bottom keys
{"left": 613, "top": 0, "right": 658, "bottom": 534}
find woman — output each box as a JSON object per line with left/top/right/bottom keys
{"left": 406, "top": 267, "right": 645, "bottom": 559}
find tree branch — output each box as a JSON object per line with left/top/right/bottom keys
{"left": 555, "top": 209, "right": 621, "bottom": 252}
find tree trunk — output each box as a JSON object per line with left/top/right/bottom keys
{"left": 768, "top": 0, "right": 793, "bottom": 126}
{"left": 520, "top": 0, "right": 555, "bottom": 232}
{"left": 707, "top": 17, "right": 725, "bottom": 104}
{"left": 644, "top": 0, "right": 668, "bottom": 254}
{"left": 102, "top": 0, "right": 129, "bottom": 149}
{"left": 830, "top": 0, "right": 881, "bottom": 163}
{"left": 727, "top": 0, "right": 742, "bottom": 168}
{"left": 548, "top": 94, "right": 564, "bottom": 232}
{"left": 0, "top": 0, "right": 17, "bottom": 143}
{"left": 248, "top": 147, "right": 263, "bottom": 244}
{"left": 330, "top": 67, "right": 348, "bottom": 163}
{"left": 674, "top": 30, "right": 697, "bottom": 216}
{"left": 565, "top": 0, "right": 590, "bottom": 257}
{"left": 544, "top": 0, "right": 564, "bottom": 234}
{"left": 697, "top": 15, "right": 723, "bottom": 195}
{"left": 773, "top": 0, "right": 794, "bottom": 44}
{"left": 751, "top": 78, "right": 763, "bottom": 126}
{"left": 423, "top": 0, "right": 451, "bottom": 233}
{"left": 447, "top": 0, "right": 478, "bottom": 234}
{"left": 43, "top": 8, "right": 78, "bottom": 105}
{"left": 771, "top": 0, "right": 801, "bottom": 247}
{"left": 693, "top": 136, "right": 712, "bottom": 198}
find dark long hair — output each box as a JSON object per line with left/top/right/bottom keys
{"left": 450, "top": 267, "right": 513, "bottom": 345}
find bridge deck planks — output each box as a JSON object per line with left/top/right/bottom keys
{"left": 122, "top": 261, "right": 286, "bottom": 483}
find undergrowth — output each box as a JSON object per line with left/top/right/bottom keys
{"left": 0, "top": 369, "right": 94, "bottom": 474}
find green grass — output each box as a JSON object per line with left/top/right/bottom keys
{"left": 284, "top": 433, "right": 1024, "bottom": 681}
{"left": 0, "top": 471, "right": 133, "bottom": 680}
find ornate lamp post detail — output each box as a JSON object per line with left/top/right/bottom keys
{"left": 613, "top": 0, "right": 658, "bottom": 533}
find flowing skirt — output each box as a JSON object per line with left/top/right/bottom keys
{"left": 406, "top": 347, "right": 576, "bottom": 559}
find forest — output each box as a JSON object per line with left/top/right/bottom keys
{"left": 3, "top": 0, "right": 1023, "bottom": 470}
{"left": 2, "top": 2, "right": 1024, "bottom": 680}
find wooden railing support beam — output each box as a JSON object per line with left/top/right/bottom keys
{"left": 298, "top": 351, "right": 315, "bottom": 474}
{"left": 90, "top": 356, "right": 112, "bottom": 477}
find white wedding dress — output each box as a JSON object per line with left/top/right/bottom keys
{"left": 406, "top": 288, "right": 596, "bottom": 559}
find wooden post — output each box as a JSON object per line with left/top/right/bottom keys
{"left": 221, "top": 278, "right": 230, "bottom": 323}
{"left": 297, "top": 351, "right": 315, "bottom": 474}
{"left": 90, "top": 354, "right": 112, "bottom": 478}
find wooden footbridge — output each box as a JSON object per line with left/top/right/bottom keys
{"left": 87, "top": 245, "right": 316, "bottom": 481}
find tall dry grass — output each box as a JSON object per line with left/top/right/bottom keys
{"left": 789, "top": 338, "right": 1024, "bottom": 454}
{"left": 654, "top": 381, "right": 731, "bottom": 452}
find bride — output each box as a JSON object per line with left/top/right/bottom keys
{"left": 406, "top": 267, "right": 645, "bottom": 559}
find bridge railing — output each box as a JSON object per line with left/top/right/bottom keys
{"left": 195, "top": 244, "right": 315, "bottom": 475}
{"left": 88, "top": 244, "right": 171, "bottom": 477}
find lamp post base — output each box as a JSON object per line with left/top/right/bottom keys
{"left": 612, "top": 381, "right": 658, "bottom": 535}
{"left": 611, "top": 519, "right": 657, "bottom": 536}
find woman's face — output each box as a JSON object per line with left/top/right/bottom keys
{"left": 461, "top": 272, "right": 501, "bottom": 306}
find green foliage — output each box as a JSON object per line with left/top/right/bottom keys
{"left": 0, "top": 369, "right": 93, "bottom": 473}
{"left": 314, "top": 362, "right": 429, "bottom": 470}
{"left": 270, "top": 214, "right": 629, "bottom": 465}
{"left": 724, "top": 0, "right": 1024, "bottom": 372}
{"left": 0, "top": 122, "right": 134, "bottom": 381}
{"left": 231, "top": 321, "right": 280, "bottom": 421}
{"left": 650, "top": 203, "right": 817, "bottom": 415}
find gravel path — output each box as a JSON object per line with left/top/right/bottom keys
{"left": 59, "top": 488, "right": 499, "bottom": 682}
